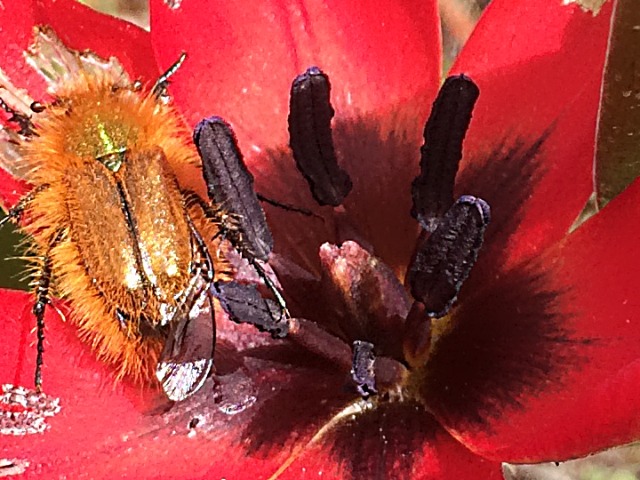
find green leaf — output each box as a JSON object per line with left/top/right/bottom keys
{"left": 595, "top": 0, "right": 640, "bottom": 208}
{"left": 0, "top": 218, "right": 29, "bottom": 291}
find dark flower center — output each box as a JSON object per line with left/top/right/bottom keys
{"left": 208, "top": 68, "right": 491, "bottom": 406}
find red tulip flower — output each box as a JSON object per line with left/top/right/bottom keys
{"left": 1, "top": 1, "right": 639, "bottom": 479}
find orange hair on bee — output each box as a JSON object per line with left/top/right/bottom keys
{"left": 23, "top": 72, "right": 199, "bottom": 189}
{"left": 15, "top": 71, "right": 224, "bottom": 385}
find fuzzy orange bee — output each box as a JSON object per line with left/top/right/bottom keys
{"left": 0, "top": 27, "right": 281, "bottom": 402}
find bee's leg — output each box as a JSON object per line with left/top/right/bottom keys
{"left": 245, "top": 255, "right": 290, "bottom": 320}
{"left": 32, "top": 254, "right": 52, "bottom": 392}
{"left": 0, "top": 96, "right": 38, "bottom": 138}
{"left": 0, "top": 184, "right": 50, "bottom": 227}
{"left": 189, "top": 116, "right": 298, "bottom": 327}
{"left": 185, "top": 189, "right": 291, "bottom": 327}
{"left": 1, "top": 184, "right": 53, "bottom": 391}
{"left": 32, "top": 230, "right": 63, "bottom": 392}
{"left": 0, "top": 204, "right": 23, "bottom": 227}
{"left": 255, "top": 193, "right": 319, "bottom": 218}
{"left": 152, "top": 52, "right": 187, "bottom": 101}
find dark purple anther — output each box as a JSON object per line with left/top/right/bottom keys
{"left": 351, "top": 340, "right": 377, "bottom": 397}
{"left": 411, "top": 75, "right": 479, "bottom": 232}
{"left": 215, "top": 281, "right": 289, "bottom": 338}
{"left": 408, "top": 195, "right": 490, "bottom": 318}
{"left": 288, "top": 67, "right": 352, "bottom": 206}
{"left": 193, "top": 117, "right": 273, "bottom": 261}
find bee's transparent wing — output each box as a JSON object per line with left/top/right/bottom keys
{"left": 156, "top": 285, "right": 215, "bottom": 402}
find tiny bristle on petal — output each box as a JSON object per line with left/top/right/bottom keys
{"left": 411, "top": 75, "right": 479, "bottom": 232}
{"left": 288, "top": 67, "right": 352, "bottom": 206}
{"left": 408, "top": 195, "right": 490, "bottom": 317}
{"left": 193, "top": 117, "right": 273, "bottom": 260}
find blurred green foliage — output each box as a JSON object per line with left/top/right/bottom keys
{"left": 0, "top": 214, "right": 30, "bottom": 290}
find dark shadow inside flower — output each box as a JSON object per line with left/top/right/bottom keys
{"left": 201, "top": 118, "right": 586, "bottom": 478}
{"left": 424, "top": 258, "right": 592, "bottom": 429}
{"left": 239, "top": 346, "right": 355, "bottom": 457}
{"left": 218, "top": 341, "right": 437, "bottom": 479}
{"left": 326, "top": 401, "right": 436, "bottom": 477}
{"left": 188, "top": 317, "right": 363, "bottom": 459}
{"left": 191, "top": 52, "right": 596, "bottom": 471}
{"left": 333, "top": 114, "right": 423, "bottom": 275}
{"left": 456, "top": 133, "right": 548, "bottom": 294}
{"left": 254, "top": 109, "right": 424, "bottom": 282}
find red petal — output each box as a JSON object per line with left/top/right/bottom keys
{"left": 150, "top": 0, "right": 441, "bottom": 149}
{"left": 0, "top": 289, "right": 143, "bottom": 474}
{"left": 0, "top": 292, "right": 366, "bottom": 477}
{"left": 452, "top": 0, "right": 612, "bottom": 274}
{"left": 425, "top": 177, "right": 640, "bottom": 462}
{"left": 0, "top": 173, "right": 28, "bottom": 210}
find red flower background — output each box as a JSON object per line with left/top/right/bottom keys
{"left": 1, "top": 0, "right": 639, "bottom": 479}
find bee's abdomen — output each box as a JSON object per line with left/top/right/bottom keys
{"left": 63, "top": 148, "right": 193, "bottom": 324}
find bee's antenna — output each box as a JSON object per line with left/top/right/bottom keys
{"left": 152, "top": 52, "right": 187, "bottom": 101}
